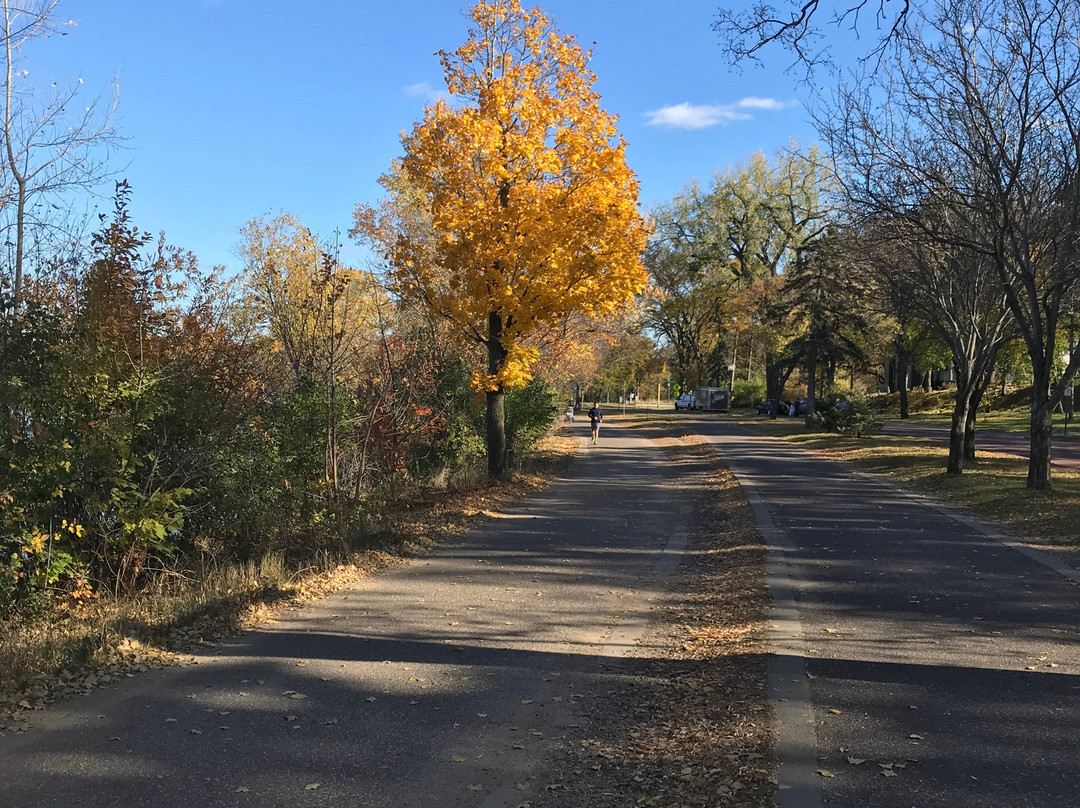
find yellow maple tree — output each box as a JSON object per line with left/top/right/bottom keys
{"left": 353, "top": 0, "right": 648, "bottom": 477}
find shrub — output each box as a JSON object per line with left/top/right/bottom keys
{"left": 811, "top": 389, "right": 879, "bottom": 437}
{"left": 505, "top": 379, "right": 559, "bottom": 468}
{"left": 732, "top": 378, "right": 766, "bottom": 408}
{"left": 869, "top": 388, "right": 955, "bottom": 415}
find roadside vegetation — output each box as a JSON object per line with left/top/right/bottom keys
{"left": 1, "top": 0, "right": 638, "bottom": 704}
{"left": 0, "top": 429, "right": 577, "bottom": 723}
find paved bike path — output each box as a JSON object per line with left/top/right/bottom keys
{"left": 689, "top": 418, "right": 1080, "bottom": 808}
{"left": 0, "top": 420, "right": 702, "bottom": 808}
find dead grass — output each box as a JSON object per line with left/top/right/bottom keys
{"left": 0, "top": 430, "right": 579, "bottom": 725}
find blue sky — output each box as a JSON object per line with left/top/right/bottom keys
{"left": 28, "top": 1, "right": 820, "bottom": 273}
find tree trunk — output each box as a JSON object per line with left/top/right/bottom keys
{"left": 13, "top": 181, "right": 26, "bottom": 306}
{"left": 963, "top": 404, "right": 977, "bottom": 462}
{"left": 486, "top": 311, "right": 508, "bottom": 479}
{"left": 964, "top": 380, "right": 992, "bottom": 463}
{"left": 950, "top": 365, "right": 984, "bottom": 473}
{"left": 1028, "top": 380, "right": 1054, "bottom": 490}
{"left": 947, "top": 402, "right": 966, "bottom": 475}
{"left": 1029, "top": 405, "right": 1053, "bottom": 490}
{"left": 486, "top": 388, "right": 507, "bottom": 478}
{"left": 896, "top": 338, "right": 910, "bottom": 420}
{"left": 765, "top": 352, "right": 782, "bottom": 420}
{"left": 805, "top": 351, "right": 818, "bottom": 423}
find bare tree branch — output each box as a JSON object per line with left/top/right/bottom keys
{"left": 2, "top": 0, "right": 120, "bottom": 306}
{"left": 714, "top": 0, "right": 913, "bottom": 75}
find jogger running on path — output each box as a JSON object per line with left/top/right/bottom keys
{"left": 588, "top": 401, "right": 602, "bottom": 444}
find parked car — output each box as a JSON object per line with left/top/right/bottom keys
{"left": 791, "top": 397, "right": 811, "bottom": 416}
{"left": 674, "top": 393, "right": 697, "bottom": 410}
{"left": 756, "top": 399, "right": 790, "bottom": 416}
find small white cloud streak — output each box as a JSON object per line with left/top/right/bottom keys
{"left": 405, "top": 81, "right": 449, "bottom": 104}
{"left": 645, "top": 97, "right": 798, "bottom": 129}
{"left": 738, "top": 96, "right": 788, "bottom": 110}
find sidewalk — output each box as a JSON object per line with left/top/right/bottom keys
{"left": 689, "top": 418, "right": 1080, "bottom": 808}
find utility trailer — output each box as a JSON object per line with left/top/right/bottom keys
{"left": 695, "top": 387, "right": 730, "bottom": 412}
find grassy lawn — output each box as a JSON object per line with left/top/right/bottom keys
{"left": 732, "top": 412, "right": 1080, "bottom": 553}
{"left": 899, "top": 407, "right": 1080, "bottom": 435}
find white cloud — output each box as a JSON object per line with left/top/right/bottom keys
{"left": 645, "top": 97, "right": 798, "bottom": 129}
{"left": 738, "top": 96, "right": 789, "bottom": 110}
{"left": 404, "top": 81, "right": 448, "bottom": 104}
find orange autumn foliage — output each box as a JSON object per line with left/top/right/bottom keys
{"left": 354, "top": 0, "right": 648, "bottom": 392}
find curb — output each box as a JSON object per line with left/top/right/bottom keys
{"left": 730, "top": 469, "right": 823, "bottom": 808}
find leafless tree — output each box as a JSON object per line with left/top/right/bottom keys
{"left": 860, "top": 217, "right": 1013, "bottom": 475}
{"left": 714, "top": 0, "right": 913, "bottom": 73}
{"left": 2, "top": 0, "right": 119, "bottom": 306}
{"left": 820, "top": 0, "right": 1080, "bottom": 489}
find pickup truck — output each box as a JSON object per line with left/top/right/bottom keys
{"left": 674, "top": 393, "right": 696, "bottom": 410}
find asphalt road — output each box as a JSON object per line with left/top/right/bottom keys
{"left": 880, "top": 421, "right": 1080, "bottom": 469}
{"left": 688, "top": 417, "right": 1080, "bottom": 808}
{"left": 0, "top": 419, "right": 703, "bottom": 808}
